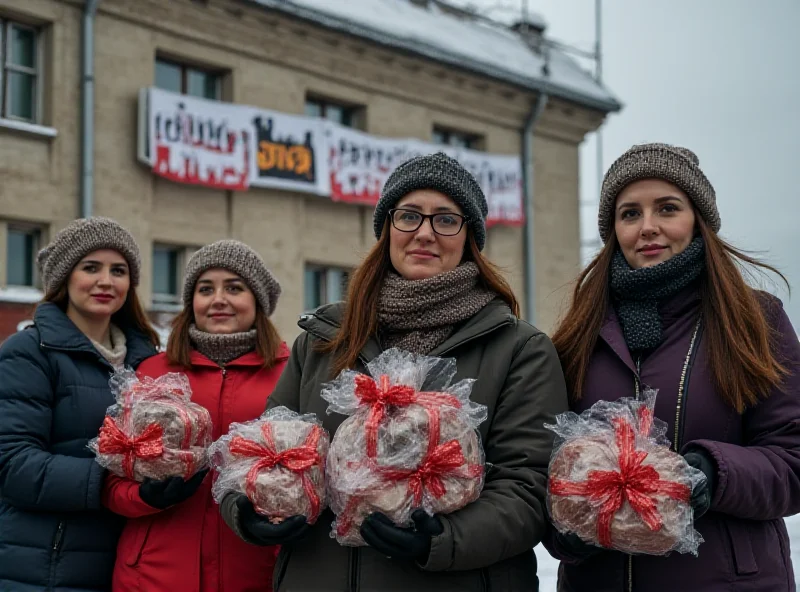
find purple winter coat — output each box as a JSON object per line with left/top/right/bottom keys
{"left": 545, "top": 287, "right": 800, "bottom": 591}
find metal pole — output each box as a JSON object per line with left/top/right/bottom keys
{"left": 595, "top": 0, "right": 603, "bottom": 192}
{"left": 81, "top": 0, "right": 101, "bottom": 218}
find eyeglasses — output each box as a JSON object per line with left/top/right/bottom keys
{"left": 388, "top": 208, "right": 468, "bottom": 236}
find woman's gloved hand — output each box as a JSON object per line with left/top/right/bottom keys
{"left": 138, "top": 469, "right": 208, "bottom": 510}
{"left": 233, "top": 494, "right": 311, "bottom": 546}
{"left": 360, "top": 510, "right": 444, "bottom": 562}
{"left": 683, "top": 448, "right": 717, "bottom": 519}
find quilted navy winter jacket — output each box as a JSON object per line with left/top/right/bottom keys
{"left": 0, "top": 302, "right": 156, "bottom": 592}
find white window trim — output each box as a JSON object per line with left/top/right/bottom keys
{"left": 0, "top": 117, "right": 56, "bottom": 137}
{"left": 0, "top": 286, "right": 43, "bottom": 304}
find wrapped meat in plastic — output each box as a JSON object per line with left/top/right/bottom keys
{"left": 545, "top": 390, "right": 705, "bottom": 556}
{"left": 210, "top": 407, "right": 330, "bottom": 524}
{"left": 322, "top": 348, "right": 487, "bottom": 546}
{"left": 89, "top": 369, "right": 212, "bottom": 482}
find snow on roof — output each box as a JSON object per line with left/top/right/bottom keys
{"left": 248, "top": 0, "right": 620, "bottom": 112}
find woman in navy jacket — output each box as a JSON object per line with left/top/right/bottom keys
{"left": 0, "top": 217, "right": 159, "bottom": 592}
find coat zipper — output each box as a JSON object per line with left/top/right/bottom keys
{"left": 626, "top": 318, "right": 701, "bottom": 592}
{"left": 49, "top": 521, "right": 65, "bottom": 590}
{"left": 673, "top": 320, "right": 701, "bottom": 452}
{"left": 349, "top": 547, "right": 360, "bottom": 592}
{"left": 52, "top": 521, "right": 64, "bottom": 552}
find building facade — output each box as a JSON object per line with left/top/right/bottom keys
{"left": 0, "top": 0, "right": 619, "bottom": 343}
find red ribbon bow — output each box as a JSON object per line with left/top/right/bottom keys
{"left": 549, "top": 407, "right": 691, "bottom": 548}
{"left": 97, "top": 416, "right": 165, "bottom": 480}
{"left": 229, "top": 423, "right": 324, "bottom": 521}
{"left": 380, "top": 439, "right": 472, "bottom": 506}
{"left": 355, "top": 374, "right": 462, "bottom": 459}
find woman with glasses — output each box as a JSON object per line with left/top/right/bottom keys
{"left": 221, "top": 151, "right": 569, "bottom": 591}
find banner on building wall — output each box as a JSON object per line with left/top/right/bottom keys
{"left": 138, "top": 88, "right": 523, "bottom": 225}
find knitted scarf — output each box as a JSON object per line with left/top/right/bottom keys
{"left": 610, "top": 236, "right": 705, "bottom": 352}
{"left": 91, "top": 324, "right": 127, "bottom": 369}
{"left": 189, "top": 324, "right": 257, "bottom": 366}
{"left": 377, "top": 262, "right": 496, "bottom": 355}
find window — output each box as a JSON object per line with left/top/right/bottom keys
{"left": 304, "top": 265, "right": 350, "bottom": 311}
{"left": 152, "top": 245, "right": 181, "bottom": 306}
{"left": 1, "top": 20, "right": 40, "bottom": 122}
{"left": 155, "top": 58, "right": 221, "bottom": 100}
{"left": 6, "top": 225, "right": 40, "bottom": 287}
{"left": 305, "top": 98, "right": 358, "bottom": 128}
{"left": 432, "top": 127, "right": 481, "bottom": 150}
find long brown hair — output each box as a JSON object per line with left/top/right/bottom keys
{"left": 320, "top": 220, "right": 520, "bottom": 376}
{"left": 551, "top": 215, "right": 789, "bottom": 413}
{"left": 43, "top": 284, "right": 161, "bottom": 349}
{"left": 166, "top": 298, "right": 282, "bottom": 370}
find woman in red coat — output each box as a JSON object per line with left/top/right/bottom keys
{"left": 103, "top": 240, "right": 288, "bottom": 592}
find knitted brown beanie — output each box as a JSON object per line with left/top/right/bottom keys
{"left": 598, "top": 143, "right": 720, "bottom": 243}
{"left": 182, "top": 240, "right": 281, "bottom": 317}
{"left": 37, "top": 217, "right": 141, "bottom": 294}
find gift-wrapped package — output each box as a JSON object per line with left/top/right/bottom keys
{"left": 322, "top": 348, "right": 487, "bottom": 546}
{"left": 89, "top": 369, "right": 212, "bottom": 482}
{"left": 545, "top": 390, "right": 705, "bottom": 556}
{"left": 210, "top": 407, "right": 330, "bottom": 524}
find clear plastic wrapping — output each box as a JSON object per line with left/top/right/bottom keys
{"left": 210, "top": 407, "right": 330, "bottom": 524}
{"left": 545, "top": 390, "right": 705, "bottom": 556}
{"left": 322, "top": 348, "right": 487, "bottom": 546}
{"left": 89, "top": 368, "right": 212, "bottom": 482}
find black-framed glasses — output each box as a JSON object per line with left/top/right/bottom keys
{"left": 388, "top": 208, "right": 468, "bottom": 236}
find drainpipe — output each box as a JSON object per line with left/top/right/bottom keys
{"left": 521, "top": 90, "right": 548, "bottom": 324}
{"left": 81, "top": 0, "right": 101, "bottom": 218}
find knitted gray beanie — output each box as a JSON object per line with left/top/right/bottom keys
{"left": 374, "top": 152, "right": 488, "bottom": 250}
{"left": 182, "top": 240, "right": 281, "bottom": 317}
{"left": 598, "top": 143, "right": 720, "bottom": 243}
{"left": 37, "top": 217, "right": 141, "bottom": 294}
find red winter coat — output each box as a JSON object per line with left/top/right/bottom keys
{"left": 102, "top": 346, "right": 289, "bottom": 592}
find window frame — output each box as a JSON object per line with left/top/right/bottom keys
{"left": 0, "top": 20, "right": 41, "bottom": 123}
{"left": 432, "top": 126, "right": 482, "bottom": 150}
{"left": 304, "top": 264, "right": 351, "bottom": 311}
{"left": 154, "top": 57, "right": 222, "bottom": 101}
{"left": 5, "top": 223, "right": 41, "bottom": 288}
{"left": 151, "top": 243, "right": 188, "bottom": 309}
{"left": 304, "top": 97, "right": 359, "bottom": 128}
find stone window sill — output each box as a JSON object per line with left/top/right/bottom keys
{"left": 0, "top": 118, "right": 58, "bottom": 139}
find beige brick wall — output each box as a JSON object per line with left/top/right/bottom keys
{"left": 0, "top": 0, "right": 606, "bottom": 343}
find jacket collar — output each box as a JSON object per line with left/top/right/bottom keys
{"left": 299, "top": 298, "right": 514, "bottom": 364}
{"left": 34, "top": 302, "right": 156, "bottom": 368}
{"left": 188, "top": 341, "right": 290, "bottom": 368}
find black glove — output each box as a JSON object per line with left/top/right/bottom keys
{"left": 684, "top": 449, "right": 717, "bottom": 519}
{"left": 552, "top": 528, "right": 603, "bottom": 563}
{"left": 360, "top": 509, "right": 444, "bottom": 562}
{"left": 235, "top": 494, "right": 311, "bottom": 546}
{"left": 139, "top": 469, "right": 208, "bottom": 510}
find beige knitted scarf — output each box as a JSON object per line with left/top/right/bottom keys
{"left": 189, "top": 325, "right": 257, "bottom": 366}
{"left": 377, "top": 262, "right": 495, "bottom": 355}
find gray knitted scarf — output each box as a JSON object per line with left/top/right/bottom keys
{"left": 189, "top": 324, "right": 257, "bottom": 366}
{"left": 377, "top": 262, "right": 496, "bottom": 355}
{"left": 610, "top": 236, "right": 705, "bottom": 352}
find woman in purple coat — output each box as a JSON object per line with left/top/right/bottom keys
{"left": 546, "top": 143, "right": 800, "bottom": 591}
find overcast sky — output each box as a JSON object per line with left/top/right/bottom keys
{"left": 452, "top": 0, "right": 800, "bottom": 330}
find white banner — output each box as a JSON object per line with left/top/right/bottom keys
{"left": 140, "top": 88, "right": 523, "bottom": 225}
